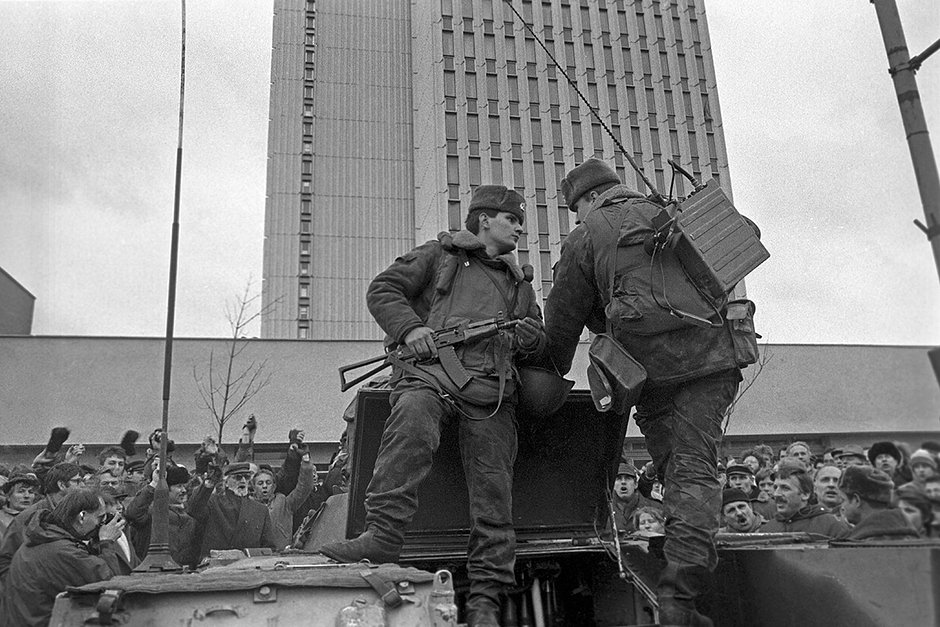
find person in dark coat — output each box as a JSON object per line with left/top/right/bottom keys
{"left": 0, "top": 489, "right": 125, "bottom": 626}
{"left": 320, "top": 185, "right": 545, "bottom": 627}
{"left": 187, "top": 462, "right": 277, "bottom": 559}
{"left": 538, "top": 158, "right": 757, "bottom": 626}
{"left": 0, "top": 462, "right": 84, "bottom": 591}
{"left": 840, "top": 466, "right": 919, "bottom": 541}
{"left": 867, "top": 441, "right": 913, "bottom": 486}
{"left": 763, "top": 466, "right": 850, "bottom": 538}
{"left": 125, "top": 464, "right": 200, "bottom": 567}
{"left": 609, "top": 462, "right": 659, "bottom": 534}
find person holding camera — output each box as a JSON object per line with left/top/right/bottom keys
{"left": 0, "top": 488, "right": 124, "bottom": 626}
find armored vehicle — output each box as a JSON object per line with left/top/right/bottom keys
{"left": 51, "top": 388, "right": 940, "bottom": 626}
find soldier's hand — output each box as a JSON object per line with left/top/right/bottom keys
{"left": 403, "top": 326, "right": 437, "bottom": 360}
{"left": 514, "top": 316, "right": 543, "bottom": 350}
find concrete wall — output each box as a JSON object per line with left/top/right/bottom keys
{"left": 1, "top": 337, "right": 937, "bottom": 450}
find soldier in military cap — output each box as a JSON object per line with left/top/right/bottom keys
{"left": 320, "top": 185, "right": 545, "bottom": 627}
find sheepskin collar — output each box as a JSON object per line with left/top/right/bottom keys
{"left": 439, "top": 230, "right": 526, "bottom": 282}
{"left": 594, "top": 184, "right": 645, "bottom": 210}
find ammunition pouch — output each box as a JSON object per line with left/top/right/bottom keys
{"left": 586, "top": 334, "right": 647, "bottom": 415}
{"left": 725, "top": 299, "right": 759, "bottom": 367}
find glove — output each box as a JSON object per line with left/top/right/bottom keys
{"left": 46, "top": 427, "right": 71, "bottom": 455}
{"left": 120, "top": 430, "right": 140, "bottom": 457}
{"left": 244, "top": 415, "right": 258, "bottom": 433}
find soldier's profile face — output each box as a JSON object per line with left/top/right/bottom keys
{"left": 480, "top": 211, "right": 523, "bottom": 255}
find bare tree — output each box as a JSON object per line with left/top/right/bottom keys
{"left": 193, "top": 280, "right": 277, "bottom": 444}
{"left": 721, "top": 343, "right": 773, "bottom": 441}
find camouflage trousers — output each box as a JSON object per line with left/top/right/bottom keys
{"left": 365, "top": 381, "right": 518, "bottom": 600}
{"left": 634, "top": 369, "right": 740, "bottom": 571}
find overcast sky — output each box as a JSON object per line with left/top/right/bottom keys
{"left": 1, "top": 0, "right": 938, "bottom": 346}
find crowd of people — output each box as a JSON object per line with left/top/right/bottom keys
{"left": 0, "top": 418, "right": 349, "bottom": 625}
{"left": 609, "top": 439, "right": 940, "bottom": 543}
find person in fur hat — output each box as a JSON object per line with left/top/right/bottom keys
{"left": 320, "top": 185, "right": 544, "bottom": 627}
{"left": 538, "top": 157, "right": 761, "bottom": 627}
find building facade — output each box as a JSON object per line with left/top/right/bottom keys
{"left": 0, "top": 266, "right": 35, "bottom": 335}
{"left": 262, "top": 0, "right": 731, "bottom": 340}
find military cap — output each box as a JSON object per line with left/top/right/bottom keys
{"left": 726, "top": 463, "right": 754, "bottom": 477}
{"left": 839, "top": 465, "right": 893, "bottom": 504}
{"left": 835, "top": 445, "right": 867, "bottom": 461}
{"left": 560, "top": 158, "right": 620, "bottom": 209}
{"left": 616, "top": 462, "right": 639, "bottom": 478}
{"left": 721, "top": 488, "right": 751, "bottom": 508}
{"left": 125, "top": 459, "right": 145, "bottom": 474}
{"left": 468, "top": 185, "right": 526, "bottom": 224}
{"left": 223, "top": 462, "right": 253, "bottom": 477}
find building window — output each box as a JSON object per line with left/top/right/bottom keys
{"left": 300, "top": 283, "right": 309, "bottom": 298}
{"left": 300, "top": 263, "right": 309, "bottom": 275}
{"left": 298, "top": 327, "right": 309, "bottom": 339}
{"left": 299, "top": 306, "right": 309, "bottom": 319}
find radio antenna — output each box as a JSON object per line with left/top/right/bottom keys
{"left": 501, "top": 0, "right": 664, "bottom": 205}
{"left": 135, "top": 0, "right": 186, "bottom": 573}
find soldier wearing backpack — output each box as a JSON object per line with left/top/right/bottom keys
{"left": 541, "top": 158, "right": 759, "bottom": 627}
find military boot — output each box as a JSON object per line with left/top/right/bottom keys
{"left": 656, "top": 564, "right": 713, "bottom": 627}
{"left": 319, "top": 528, "right": 401, "bottom": 564}
{"left": 465, "top": 595, "right": 501, "bottom": 627}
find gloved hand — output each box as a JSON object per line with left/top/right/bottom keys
{"left": 46, "top": 427, "right": 71, "bottom": 455}
{"left": 120, "top": 430, "right": 140, "bottom": 457}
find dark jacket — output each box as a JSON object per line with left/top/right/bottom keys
{"left": 0, "top": 511, "right": 120, "bottom": 626}
{"left": 608, "top": 492, "right": 659, "bottom": 534}
{"left": 366, "top": 230, "right": 544, "bottom": 404}
{"left": 543, "top": 185, "right": 742, "bottom": 386}
{"left": 762, "top": 504, "right": 850, "bottom": 538}
{"left": 0, "top": 494, "right": 59, "bottom": 589}
{"left": 843, "top": 508, "right": 920, "bottom": 541}
{"left": 125, "top": 485, "right": 203, "bottom": 567}
{"left": 187, "top": 485, "right": 277, "bottom": 558}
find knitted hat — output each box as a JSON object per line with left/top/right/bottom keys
{"left": 166, "top": 465, "right": 190, "bottom": 487}
{"left": 616, "top": 462, "right": 638, "bottom": 478}
{"left": 867, "top": 441, "right": 902, "bottom": 466}
{"left": 560, "top": 158, "right": 620, "bottom": 209}
{"left": 726, "top": 463, "right": 754, "bottom": 477}
{"left": 722, "top": 488, "right": 750, "bottom": 508}
{"left": 468, "top": 185, "right": 526, "bottom": 224}
{"left": 839, "top": 465, "right": 894, "bottom": 504}
{"left": 896, "top": 484, "right": 931, "bottom": 524}
{"left": 909, "top": 449, "right": 937, "bottom": 470}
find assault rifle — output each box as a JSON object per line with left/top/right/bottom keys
{"left": 338, "top": 315, "right": 519, "bottom": 392}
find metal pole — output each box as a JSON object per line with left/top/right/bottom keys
{"left": 870, "top": 0, "right": 940, "bottom": 283}
{"left": 135, "top": 0, "right": 185, "bottom": 573}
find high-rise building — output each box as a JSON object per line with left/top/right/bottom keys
{"left": 262, "top": 0, "right": 732, "bottom": 340}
